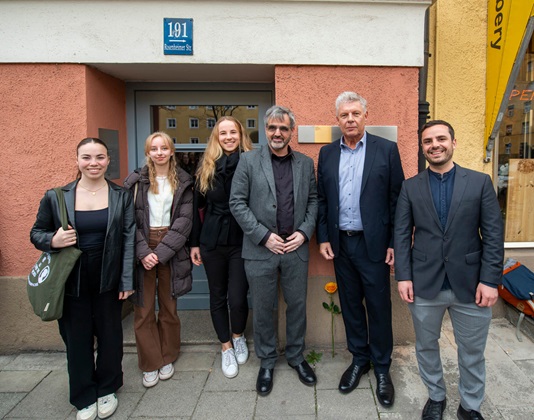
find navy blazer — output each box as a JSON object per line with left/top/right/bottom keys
{"left": 394, "top": 165, "right": 504, "bottom": 303}
{"left": 317, "top": 133, "right": 404, "bottom": 262}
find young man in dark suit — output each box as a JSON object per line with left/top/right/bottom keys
{"left": 317, "top": 91, "right": 404, "bottom": 407}
{"left": 395, "top": 120, "right": 504, "bottom": 420}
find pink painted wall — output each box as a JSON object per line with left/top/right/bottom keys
{"left": 85, "top": 66, "right": 128, "bottom": 183}
{"left": 0, "top": 64, "right": 87, "bottom": 277}
{"left": 274, "top": 65, "right": 420, "bottom": 276}
{"left": 0, "top": 64, "right": 127, "bottom": 277}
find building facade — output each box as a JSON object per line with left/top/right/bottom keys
{"left": 2, "top": 0, "right": 431, "bottom": 352}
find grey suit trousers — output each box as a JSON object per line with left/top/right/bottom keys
{"left": 409, "top": 289, "right": 491, "bottom": 411}
{"left": 245, "top": 250, "right": 308, "bottom": 369}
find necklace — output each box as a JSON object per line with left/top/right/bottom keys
{"left": 78, "top": 182, "right": 107, "bottom": 196}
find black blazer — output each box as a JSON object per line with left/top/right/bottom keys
{"left": 30, "top": 179, "right": 136, "bottom": 296}
{"left": 317, "top": 133, "right": 405, "bottom": 262}
{"left": 394, "top": 165, "right": 504, "bottom": 303}
{"left": 190, "top": 152, "right": 244, "bottom": 251}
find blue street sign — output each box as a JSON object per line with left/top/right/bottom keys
{"left": 163, "top": 18, "right": 193, "bottom": 55}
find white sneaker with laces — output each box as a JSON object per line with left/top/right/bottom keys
{"left": 97, "top": 393, "right": 118, "bottom": 419}
{"left": 159, "top": 363, "right": 175, "bottom": 380}
{"left": 221, "top": 348, "right": 238, "bottom": 378}
{"left": 143, "top": 370, "right": 159, "bottom": 388}
{"left": 76, "top": 402, "right": 97, "bottom": 420}
{"left": 232, "top": 335, "right": 249, "bottom": 365}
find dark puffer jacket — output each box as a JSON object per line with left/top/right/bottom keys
{"left": 124, "top": 166, "right": 193, "bottom": 305}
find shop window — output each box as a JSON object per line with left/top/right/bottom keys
{"left": 167, "top": 118, "right": 176, "bottom": 128}
{"left": 189, "top": 118, "right": 199, "bottom": 129}
{"left": 496, "top": 31, "right": 534, "bottom": 242}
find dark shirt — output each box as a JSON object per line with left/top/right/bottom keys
{"left": 75, "top": 208, "right": 108, "bottom": 251}
{"left": 271, "top": 149, "right": 294, "bottom": 237}
{"left": 428, "top": 166, "right": 455, "bottom": 290}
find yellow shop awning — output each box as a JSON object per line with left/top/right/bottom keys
{"left": 485, "top": 0, "right": 534, "bottom": 158}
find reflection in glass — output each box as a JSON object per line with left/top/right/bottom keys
{"left": 152, "top": 105, "right": 260, "bottom": 145}
{"left": 497, "top": 34, "right": 534, "bottom": 242}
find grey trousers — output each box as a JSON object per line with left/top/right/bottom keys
{"left": 245, "top": 251, "right": 308, "bottom": 369}
{"left": 409, "top": 289, "right": 492, "bottom": 411}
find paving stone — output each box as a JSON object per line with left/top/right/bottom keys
{"left": 0, "top": 393, "right": 26, "bottom": 418}
{"left": 254, "top": 369, "right": 316, "bottom": 417}
{"left": 488, "top": 319, "right": 534, "bottom": 361}
{"left": 5, "top": 370, "right": 71, "bottom": 419}
{"left": 130, "top": 371, "right": 207, "bottom": 418}
{"left": 0, "top": 356, "right": 16, "bottom": 370}
{"left": 175, "top": 349, "right": 217, "bottom": 372}
{"left": 496, "top": 405, "right": 534, "bottom": 418}
{"left": 317, "top": 388, "right": 378, "bottom": 419}
{"left": 121, "top": 353, "right": 147, "bottom": 393}
{"left": 192, "top": 390, "right": 256, "bottom": 419}
{"left": 485, "top": 358, "right": 533, "bottom": 407}
{"left": 0, "top": 370, "right": 48, "bottom": 392}
{"left": 4, "top": 352, "right": 66, "bottom": 371}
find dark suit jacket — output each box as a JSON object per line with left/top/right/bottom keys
{"left": 317, "top": 133, "right": 404, "bottom": 261}
{"left": 230, "top": 145, "right": 318, "bottom": 261}
{"left": 394, "top": 165, "right": 504, "bottom": 303}
{"left": 30, "top": 179, "right": 136, "bottom": 297}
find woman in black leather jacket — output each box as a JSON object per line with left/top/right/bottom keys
{"left": 30, "top": 138, "right": 135, "bottom": 420}
{"left": 190, "top": 117, "right": 253, "bottom": 379}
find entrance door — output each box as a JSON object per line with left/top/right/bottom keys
{"left": 130, "top": 86, "right": 273, "bottom": 309}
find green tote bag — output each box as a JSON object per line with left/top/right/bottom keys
{"left": 27, "top": 188, "right": 82, "bottom": 321}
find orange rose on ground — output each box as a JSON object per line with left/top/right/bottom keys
{"left": 324, "top": 282, "right": 338, "bottom": 294}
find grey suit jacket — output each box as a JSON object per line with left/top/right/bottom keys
{"left": 229, "top": 145, "right": 318, "bottom": 261}
{"left": 394, "top": 164, "right": 504, "bottom": 303}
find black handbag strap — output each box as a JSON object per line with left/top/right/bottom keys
{"left": 53, "top": 188, "right": 69, "bottom": 231}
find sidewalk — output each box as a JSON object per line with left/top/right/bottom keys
{"left": 0, "top": 317, "right": 532, "bottom": 419}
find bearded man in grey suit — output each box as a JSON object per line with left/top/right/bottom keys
{"left": 230, "top": 105, "right": 318, "bottom": 396}
{"left": 395, "top": 120, "right": 504, "bottom": 420}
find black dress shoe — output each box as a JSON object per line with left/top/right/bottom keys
{"left": 290, "top": 360, "right": 317, "bottom": 386}
{"left": 457, "top": 404, "right": 485, "bottom": 420}
{"left": 375, "top": 373, "right": 395, "bottom": 407}
{"left": 256, "top": 367, "right": 274, "bottom": 396}
{"left": 422, "top": 398, "right": 446, "bottom": 420}
{"left": 338, "top": 362, "right": 370, "bottom": 394}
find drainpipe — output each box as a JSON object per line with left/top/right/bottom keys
{"left": 418, "top": 7, "right": 431, "bottom": 173}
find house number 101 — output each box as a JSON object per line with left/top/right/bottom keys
{"left": 168, "top": 22, "right": 188, "bottom": 38}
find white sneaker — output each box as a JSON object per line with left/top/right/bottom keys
{"left": 159, "top": 363, "right": 175, "bottom": 380}
{"left": 76, "top": 402, "right": 97, "bottom": 420}
{"left": 232, "top": 335, "right": 249, "bottom": 365}
{"left": 97, "top": 393, "right": 118, "bottom": 419}
{"left": 221, "top": 348, "right": 238, "bottom": 378}
{"left": 142, "top": 370, "right": 159, "bottom": 388}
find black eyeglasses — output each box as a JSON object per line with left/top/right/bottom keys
{"left": 266, "top": 125, "right": 290, "bottom": 134}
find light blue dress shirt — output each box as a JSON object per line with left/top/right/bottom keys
{"left": 338, "top": 133, "right": 367, "bottom": 231}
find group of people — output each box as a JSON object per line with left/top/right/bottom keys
{"left": 30, "top": 91, "right": 503, "bottom": 420}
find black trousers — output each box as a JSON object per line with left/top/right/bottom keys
{"left": 200, "top": 244, "right": 249, "bottom": 343}
{"left": 334, "top": 233, "right": 393, "bottom": 374}
{"left": 58, "top": 246, "right": 123, "bottom": 409}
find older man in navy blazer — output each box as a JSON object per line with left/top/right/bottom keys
{"left": 394, "top": 120, "right": 503, "bottom": 420}
{"left": 230, "top": 105, "right": 318, "bottom": 396}
{"left": 317, "top": 91, "right": 404, "bottom": 407}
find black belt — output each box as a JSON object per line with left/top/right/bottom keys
{"left": 340, "top": 230, "right": 363, "bottom": 237}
